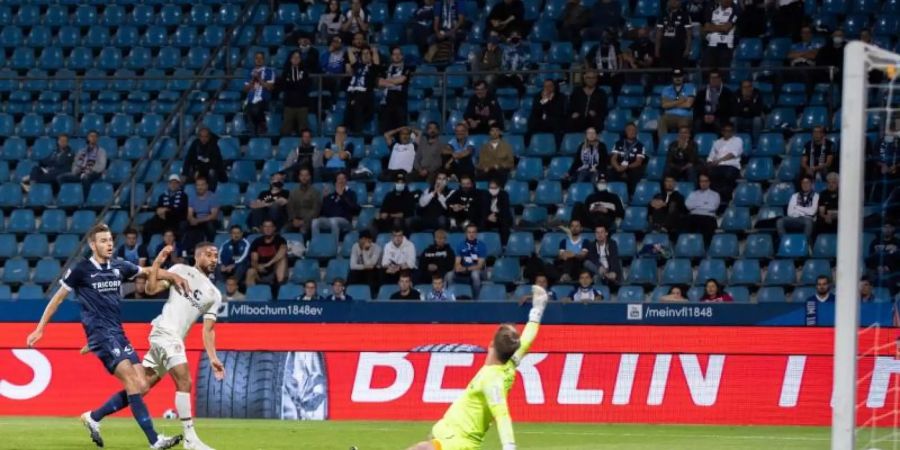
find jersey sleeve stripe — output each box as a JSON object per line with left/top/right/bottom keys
{"left": 59, "top": 280, "right": 72, "bottom": 292}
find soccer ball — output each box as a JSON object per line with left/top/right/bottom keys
{"left": 162, "top": 409, "right": 178, "bottom": 420}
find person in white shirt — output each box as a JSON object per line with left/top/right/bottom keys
{"left": 382, "top": 126, "right": 417, "bottom": 181}
{"left": 681, "top": 173, "right": 720, "bottom": 246}
{"left": 701, "top": 0, "right": 737, "bottom": 70}
{"left": 777, "top": 175, "right": 819, "bottom": 238}
{"left": 706, "top": 121, "right": 742, "bottom": 205}
{"left": 381, "top": 227, "right": 417, "bottom": 285}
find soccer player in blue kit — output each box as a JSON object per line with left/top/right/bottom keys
{"left": 26, "top": 224, "right": 191, "bottom": 449}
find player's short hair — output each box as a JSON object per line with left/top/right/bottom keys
{"left": 194, "top": 241, "right": 216, "bottom": 256}
{"left": 123, "top": 227, "right": 138, "bottom": 236}
{"left": 493, "top": 324, "right": 521, "bottom": 364}
{"left": 88, "top": 223, "right": 111, "bottom": 242}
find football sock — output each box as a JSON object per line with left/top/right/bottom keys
{"left": 175, "top": 391, "right": 198, "bottom": 440}
{"left": 128, "top": 394, "right": 159, "bottom": 444}
{"left": 90, "top": 390, "right": 129, "bottom": 422}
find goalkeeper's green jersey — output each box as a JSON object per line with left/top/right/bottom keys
{"left": 431, "top": 322, "right": 540, "bottom": 448}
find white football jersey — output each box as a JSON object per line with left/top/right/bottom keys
{"left": 151, "top": 264, "right": 223, "bottom": 340}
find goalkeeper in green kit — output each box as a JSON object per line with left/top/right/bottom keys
{"left": 406, "top": 285, "right": 549, "bottom": 450}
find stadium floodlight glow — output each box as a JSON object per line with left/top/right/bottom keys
{"left": 833, "top": 41, "right": 899, "bottom": 450}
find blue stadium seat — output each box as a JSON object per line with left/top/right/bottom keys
{"left": 2, "top": 137, "right": 26, "bottom": 161}
{"left": 39, "top": 210, "right": 67, "bottom": 235}
{"left": 720, "top": 207, "right": 751, "bottom": 233}
{"left": 630, "top": 180, "right": 659, "bottom": 206}
{"left": 736, "top": 38, "right": 763, "bottom": 61}
{"left": 607, "top": 182, "right": 629, "bottom": 205}
{"left": 479, "top": 232, "right": 502, "bottom": 258}
{"left": 348, "top": 284, "right": 372, "bottom": 301}
{"left": 85, "top": 182, "right": 114, "bottom": 209}
{"left": 229, "top": 161, "right": 258, "bottom": 184}
{"left": 777, "top": 233, "right": 810, "bottom": 258}
{"left": 514, "top": 158, "right": 543, "bottom": 181}
{"left": 33, "top": 259, "right": 60, "bottom": 285}
{"left": 37, "top": 46, "right": 63, "bottom": 70}
{"left": 9, "top": 47, "right": 34, "bottom": 71}
{"left": 535, "top": 181, "right": 563, "bottom": 206}
{"left": 520, "top": 206, "right": 548, "bottom": 226}
{"left": 644, "top": 156, "right": 665, "bottom": 181}
{"left": 674, "top": 234, "right": 705, "bottom": 259}
{"left": 775, "top": 157, "right": 800, "bottom": 182}
{"left": 733, "top": 183, "right": 763, "bottom": 208}
{"left": 708, "top": 234, "right": 739, "bottom": 259}
{"left": 798, "top": 107, "right": 828, "bottom": 130}
{"left": 0, "top": 25, "right": 24, "bottom": 47}
{"left": 52, "top": 234, "right": 80, "bottom": 260}
{"left": 693, "top": 133, "right": 716, "bottom": 157}
{"left": 812, "top": 234, "right": 837, "bottom": 258}
{"left": 799, "top": 259, "right": 832, "bottom": 285}
{"left": 325, "top": 260, "right": 350, "bottom": 283}
{"left": 611, "top": 233, "right": 636, "bottom": 259}
{"left": 604, "top": 109, "right": 632, "bottom": 132}
{"left": 764, "top": 183, "right": 795, "bottom": 207}
{"left": 526, "top": 133, "right": 557, "bottom": 156}
{"left": 25, "top": 184, "right": 53, "bottom": 208}
{"left": 246, "top": 285, "right": 273, "bottom": 302}
{"left": 617, "top": 286, "right": 645, "bottom": 302}
{"left": 85, "top": 27, "right": 111, "bottom": 49}
{"left": 2, "top": 258, "right": 29, "bottom": 284}
{"left": 491, "top": 258, "right": 521, "bottom": 284}
{"left": 626, "top": 258, "right": 657, "bottom": 285}
{"left": 504, "top": 232, "right": 535, "bottom": 257}
{"left": 18, "top": 284, "right": 46, "bottom": 300}
{"left": 0, "top": 234, "right": 17, "bottom": 259}
{"left": 567, "top": 183, "right": 594, "bottom": 205}
{"left": 560, "top": 133, "right": 583, "bottom": 155}
{"left": 620, "top": 207, "right": 648, "bottom": 232}
{"left": 790, "top": 286, "right": 816, "bottom": 303}
{"left": 56, "top": 184, "right": 85, "bottom": 209}
{"left": 477, "top": 284, "right": 507, "bottom": 302}
{"left": 757, "top": 286, "right": 786, "bottom": 303}
{"left": 730, "top": 259, "right": 762, "bottom": 286}
{"left": 764, "top": 259, "right": 796, "bottom": 286}
{"left": 21, "top": 235, "right": 48, "bottom": 259}
{"left": 755, "top": 206, "right": 784, "bottom": 226}
{"left": 70, "top": 210, "right": 97, "bottom": 234}
{"left": 277, "top": 284, "right": 302, "bottom": 301}
{"left": 695, "top": 258, "right": 726, "bottom": 284}
{"left": 306, "top": 237, "right": 338, "bottom": 259}
{"left": 744, "top": 158, "right": 774, "bottom": 182}
{"left": 743, "top": 234, "right": 774, "bottom": 259}
{"left": 661, "top": 259, "right": 692, "bottom": 285}
{"left": 539, "top": 232, "right": 565, "bottom": 259}
{"left": 291, "top": 260, "right": 320, "bottom": 283}
{"left": 548, "top": 42, "right": 574, "bottom": 64}
{"left": 766, "top": 108, "right": 797, "bottom": 130}
{"left": 546, "top": 157, "right": 573, "bottom": 180}
{"left": 7, "top": 209, "right": 34, "bottom": 234}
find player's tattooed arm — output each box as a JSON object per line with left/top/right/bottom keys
{"left": 26, "top": 286, "right": 69, "bottom": 347}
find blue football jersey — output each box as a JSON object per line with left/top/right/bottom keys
{"left": 61, "top": 257, "right": 141, "bottom": 341}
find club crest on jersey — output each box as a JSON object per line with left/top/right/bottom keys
{"left": 112, "top": 268, "right": 121, "bottom": 279}
{"left": 112, "top": 347, "right": 121, "bottom": 357}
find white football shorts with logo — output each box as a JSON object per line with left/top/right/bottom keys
{"left": 142, "top": 329, "right": 188, "bottom": 376}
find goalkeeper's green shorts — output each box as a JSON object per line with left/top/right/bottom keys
{"left": 431, "top": 423, "right": 480, "bottom": 450}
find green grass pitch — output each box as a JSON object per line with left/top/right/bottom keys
{"left": 0, "top": 418, "right": 895, "bottom": 449}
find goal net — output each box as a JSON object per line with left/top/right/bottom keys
{"left": 835, "top": 41, "right": 900, "bottom": 450}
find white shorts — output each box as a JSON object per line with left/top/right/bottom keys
{"left": 141, "top": 333, "right": 188, "bottom": 377}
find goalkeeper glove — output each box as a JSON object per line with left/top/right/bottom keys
{"left": 529, "top": 285, "right": 548, "bottom": 323}
{"left": 503, "top": 444, "right": 517, "bottom": 450}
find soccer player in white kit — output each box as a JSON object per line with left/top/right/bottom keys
{"left": 81, "top": 243, "right": 225, "bottom": 450}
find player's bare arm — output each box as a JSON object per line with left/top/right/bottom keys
{"left": 145, "top": 245, "right": 190, "bottom": 294}
{"left": 202, "top": 318, "right": 225, "bottom": 381}
{"left": 25, "top": 285, "right": 70, "bottom": 347}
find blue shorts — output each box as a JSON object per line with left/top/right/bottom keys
{"left": 90, "top": 332, "right": 140, "bottom": 374}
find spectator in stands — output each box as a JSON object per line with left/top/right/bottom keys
{"left": 419, "top": 229, "right": 455, "bottom": 284}
{"left": 318, "top": 0, "right": 347, "bottom": 43}
{"left": 528, "top": 79, "right": 566, "bottom": 139}
{"left": 701, "top": 0, "right": 737, "bottom": 70}
{"left": 473, "top": 36, "right": 503, "bottom": 87}
{"left": 659, "top": 69, "right": 696, "bottom": 139}
{"left": 323, "top": 126, "right": 353, "bottom": 180}
{"left": 733, "top": 79, "right": 766, "bottom": 145}
{"left": 382, "top": 126, "right": 418, "bottom": 181}
{"left": 479, "top": 178, "right": 513, "bottom": 245}
{"left": 249, "top": 173, "right": 290, "bottom": 231}
{"left": 348, "top": 230, "right": 382, "bottom": 293}
{"left": 244, "top": 52, "right": 276, "bottom": 136}
{"left": 773, "top": 0, "right": 803, "bottom": 40}
{"left": 21, "top": 133, "right": 73, "bottom": 192}
{"left": 312, "top": 172, "right": 360, "bottom": 240}
{"left": 584, "top": 225, "right": 622, "bottom": 287}
{"left": 681, "top": 173, "right": 720, "bottom": 245}
{"left": 381, "top": 227, "right": 417, "bottom": 285}
{"left": 701, "top": 278, "right": 732, "bottom": 302}
{"left": 585, "top": 30, "right": 622, "bottom": 94}
{"left": 816, "top": 28, "right": 846, "bottom": 72}
{"left": 556, "top": 220, "right": 589, "bottom": 283}
{"left": 182, "top": 177, "right": 220, "bottom": 253}
{"left": 557, "top": 0, "right": 589, "bottom": 47}
{"left": 496, "top": 31, "right": 531, "bottom": 96}
{"left": 344, "top": 47, "right": 380, "bottom": 135}
{"left": 869, "top": 133, "right": 899, "bottom": 188}
{"left": 413, "top": 122, "right": 444, "bottom": 183}
{"left": 578, "top": 179, "right": 625, "bottom": 231}
{"left": 567, "top": 127, "right": 608, "bottom": 183}
{"left": 778, "top": 175, "right": 819, "bottom": 239}
{"left": 416, "top": 171, "right": 453, "bottom": 231}
{"left": 408, "top": 0, "right": 437, "bottom": 56}
{"left": 443, "top": 123, "right": 476, "bottom": 180}
{"left": 566, "top": 270, "right": 605, "bottom": 302}
{"left": 464, "top": 80, "right": 504, "bottom": 135}
{"left": 660, "top": 285, "right": 689, "bottom": 302}
{"left": 567, "top": 70, "right": 608, "bottom": 133}
{"left": 224, "top": 277, "right": 245, "bottom": 301}
{"left": 621, "top": 25, "right": 656, "bottom": 79}
{"left": 278, "top": 51, "right": 311, "bottom": 136}
{"left": 583, "top": 0, "right": 623, "bottom": 39}
{"left": 684, "top": 0, "right": 710, "bottom": 25}
{"left": 649, "top": 175, "right": 686, "bottom": 234}
{"left": 431, "top": 0, "right": 466, "bottom": 55}
{"left": 182, "top": 127, "right": 227, "bottom": 190}
{"left": 787, "top": 25, "right": 822, "bottom": 69}
{"left": 801, "top": 126, "right": 836, "bottom": 182}
{"left": 447, "top": 174, "right": 481, "bottom": 230}
{"left": 423, "top": 273, "right": 456, "bottom": 301}
{"left": 378, "top": 47, "right": 413, "bottom": 133}
{"left": 656, "top": 0, "right": 692, "bottom": 71}
{"left": 282, "top": 129, "right": 317, "bottom": 181}
{"left": 735, "top": 0, "right": 765, "bottom": 38}
{"left": 127, "top": 277, "right": 165, "bottom": 300}
{"left": 867, "top": 223, "right": 899, "bottom": 284}
{"left": 487, "top": 0, "right": 524, "bottom": 38}
{"left": 376, "top": 172, "right": 417, "bottom": 233}
{"left": 448, "top": 223, "right": 486, "bottom": 297}
{"left": 816, "top": 172, "right": 839, "bottom": 235}
{"left": 859, "top": 276, "right": 876, "bottom": 303}
{"left": 347, "top": 33, "right": 375, "bottom": 64}
{"left": 609, "top": 123, "right": 646, "bottom": 195}
{"left": 289, "top": 31, "right": 320, "bottom": 74}
{"left": 706, "top": 122, "right": 742, "bottom": 205}
{"left": 297, "top": 280, "right": 323, "bottom": 301}
{"left": 155, "top": 230, "right": 184, "bottom": 270}
{"left": 115, "top": 228, "right": 148, "bottom": 267}
{"left": 475, "top": 126, "right": 514, "bottom": 184}
{"left": 390, "top": 271, "right": 422, "bottom": 300}
{"left": 326, "top": 278, "right": 353, "bottom": 301}
{"left": 341, "top": 0, "right": 369, "bottom": 42}
{"left": 141, "top": 174, "right": 188, "bottom": 244}
{"left": 218, "top": 225, "right": 250, "bottom": 286}
{"left": 664, "top": 126, "right": 699, "bottom": 181}
{"left": 287, "top": 168, "right": 322, "bottom": 236}
{"left": 694, "top": 69, "right": 734, "bottom": 134}
{"left": 58, "top": 130, "right": 107, "bottom": 192}
{"left": 320, "top": 36, "right": 347, "bottom": 103}
{"left": 519, "top": 273, "right": 557, "bottom": 303}
{"left": 808, "top": 275, "right": 835, "bottom": 303}
{"left": 246, "top": 220, "right": 288, "bottom": 289}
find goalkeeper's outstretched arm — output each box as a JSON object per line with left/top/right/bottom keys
{"left": 512, "top": 285, "right": 548, "bottom": 365}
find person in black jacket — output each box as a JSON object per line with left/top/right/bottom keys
{"left": 584, "top": 224, "right": 622, "bottom": 287}
{"left": 486, "top": 0, "right": 525, "bottom": 38}
{"left": 141, "top": 174, "right": 189, "bottom": 244}
{"left": 446, "top": 174, "right": 481, "bottom": 230}
{"left": 567, "top": 70, "right": 608, "bottom": 133}
{"left": 479, "top": 179, "right": 513, "bottom": 245}
{"left": 528, "top": 79, "right": 566, "bottom": 140}
{"left": 566, "top": 127, "right": 608, "bottom": 183}
{"left": 375, "top": 172, "right": 417, "bottom": 233}
{"left": 732, "top": 79, "right": 767, "bottom": 146}
{"left": 378, "top": 47, "right": 413, "bottom": 133}
{"left": 344, "top": 47, "right": 381, "bottom": 134}
{"left": 693, "top": 69, "right": 734, "bottom": 134}
{"left": 464, "top": 80, "right": 505, "bottom": 135}
{"left": 279, "top": 51, "right": 311, "bottom": 136}
{"left": 418, "top": 229, "right": 456, "bottom": 283}
{"left": 182, "top": 127, "right": 228, "bottom": 191}
{"left": 649, "top": 175, "right": 686, "bottom": 236}
{"left": 576, "top": 180, "right": 625, "bottom": 231}
{"left": 285, "top": 31, "right": 321, "bottom": 74}
{"left": 21, "top": 133, "right": 74, "bottom": 192}
{"left": 415, "top": 171, "right": 453, "bottom": 231}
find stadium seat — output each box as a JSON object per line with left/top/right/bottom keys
{"left": 708, "top": 234, "right": 739, "bottom": 260}
{"left": 535, "top": 181, "right": 563, "bottom": 206}
{"left": 70, "top": 210, "right": 97, "bottom": 234}
{"left": 348, "top": 285, "right": 372, "bottom": 301}
{"left": 325, "top": 260, "right": 350, "bottom": 283}
{"left": 776, "top": 157, "right": 801, "bottom": 182}
{"left": 733, "top": 183, "right": 763, "bottom": 208}
{"left": 306, "top": 237, "right": 338, "bottom": 259}
{"left": 7, "top": 209, "right": 35, "bottom": 234}
{"left": 757, "top": 286, "right": 786, "bottom": 303}
{"left": 812, "top": 234, "right": 837, "bottom": 258}
{"left": 86, "top": 183, "right": 115, "bottom": 208}
{"left": 743, "top": 234, "right": 774, "bottom": 259}
{"left": 56, "top": 184, "right": 85, "bottom": 209}
{"left": 505, "top": 232, "right": 535, "bottom": 257}
{"left": 611, "top": 233, "right": 636, "bottom": 259}
{"left": 798, "top": 107, "right": 828, "bottom": 129}
{"left": 52, "top": 234, "right": 80, "bottom": 260}
{"left": 2, "top": 138, "right": 26, "bottom": 161}
{"left": 799, "top": 259, "right": 832, "bottom": 285}
{"left": 626, "top": 259, "right": 657, "bottom": 286}
{"left": 539, "top": 233, "right": 565, "bottom": 259}
{"left": 674, "top": 234, "right": 705, "bottom": 259}
{"left": 20, "top": 234, "right": 48, "bottom": 260}
{"left": 617, "top": 286, "right": 645, "bottom": 302}
{"left": 246, "top": 285, "right": 273, "bottom": 302}
{"left": 695, "top": 259, "right": 727, "bottom": 285}
{"left": 764, "top": 259, "right": 796, "bottom": 286}
{"left": 491, "top": 258, "right": 521, "bottom": 284}
{"left": 744, "top": 158, "right": 774, "bottom": 182}
{"left": 630, "top": 180, "right": 659, "bottom": 206}
{"left": 791, "top": 286, "right": 816, "bottom": 303}
{"left": 479, "top": 232, "right": 502, "bottom": 258}
{"left": 24, "top": 183, "right": 53, "bottom": 209}
{"left": 291, "top": 260, "right": 320, "bottom": 283}
{"left": 476, "top": 284, "right": 507, "bottom": 302}
{"left": 567, "top": 183, "right": 594, "bottom": 205}
{"left": 546, "top": 157, "right": 573, "bottom": 180}
{"left": 38, "top": 210, "right": 67, "bottom": 235}
{"left": 0, "top": 234, "right": 16, "bottom": 259}
{"left": 766, "top": 108, "right": 797, "bottom": 130}
{"left": 514, "top": 158, "right": 543, "bottom": 181}
{"left": 277, "top": 284, "right": 302, "bottom": 301}
{"left": 777, "top": 234, "right": 810, "bottom": 258}
{"left": 526, "top": 133, "right": 556, "bottom": 156}
{"left": 730, "top": 259, "right": 762, "bottom": 286}
{"left": 661, "top": 259, "right": 693, "bottom": 285}
{"left": 720, "top": 207, "right": 752, "bottom": 233}
{"left": 620, "top": 207, "right": 648, "bottom": 233}
{"left": 2, "top": 258, "right": 29, "bottom": 284}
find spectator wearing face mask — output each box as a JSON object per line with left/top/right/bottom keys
{"left": 479, "top": 179, "right": 513, "bottom": 245}
{"left": 446, "top": 174, "right": 482, "bottom": 230}
{"left": 577, "top": 179, "right": 625, "bottom": 231}
{"left": 375, "top": 172, "right": 417, "bottom": 234}
{"left": 249, "top": 173, "right": 290, "bottom": 231}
